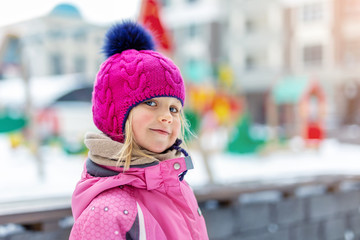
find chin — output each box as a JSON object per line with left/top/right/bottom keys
{"left": 148, "top": 143, "right": 169, "bottom": 153}
{"left": 146, "top": 145, "right": 167, "bottom": 153}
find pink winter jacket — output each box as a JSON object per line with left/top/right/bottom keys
{"left": 70, "top": 156, "right": 209, "bottom": 240}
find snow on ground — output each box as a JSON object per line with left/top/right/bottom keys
{"left": 1, "top": 135, "right": 360, "bottom": 202}
{"left": 184, "top": 138, "right": 360, "bottom": 186}
{"left": 0, "top": 136, "right": 84, "bottom": 202}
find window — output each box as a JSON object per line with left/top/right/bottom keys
{"left": 188, "top": 24, "right": 197, "bottom": 38}
{"left": 74, "top": 56, "right": 86, "bottom": 73}
{"left": 303, "top": 45, "right": 323, "bottom": 66}
{"left": 73, "top": 29, "right": 87, "bottom": 41}
{"left": 3, "top": 37, "right": 20, "bottom": 64}
{"left": 27, "top": 35, "right": 42, "bottom": 45}
{"left": 302, "top": 3, "right": 323, "bottom": 22}
{"left": 245, "top": 55, "right": 255, "bottom": 70}
{"left": 48, "top": 30, "right": 64, "bottom": 39}
{"left": 51, "top": 54, "right": 63, "bottom": 75}
{"left": 245, "top": 19, "right": 255, "bottom": 33}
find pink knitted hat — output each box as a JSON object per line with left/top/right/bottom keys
{"left": 92, "top": 21, "right": 185, "bottom": 142}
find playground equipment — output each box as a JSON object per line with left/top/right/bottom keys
{"left": 267, "top": 76, "right": 326, "bottom": 147}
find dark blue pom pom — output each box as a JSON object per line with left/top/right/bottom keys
{"left": 102, "top": 20, "right": 155, "bottom": 58}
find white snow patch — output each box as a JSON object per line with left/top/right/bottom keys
{"left": 1, "top": 135, "right": 360, "bottom": 201}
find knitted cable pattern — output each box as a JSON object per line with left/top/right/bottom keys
{"left": 92, "top": 49, "right": 185, "bottom": 142}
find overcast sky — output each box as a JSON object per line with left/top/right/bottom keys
{"left": 0, "top": 0, "right": 141, "bottom": 27}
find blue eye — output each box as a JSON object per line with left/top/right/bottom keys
{"left": 170, "top": 106, "right": 179, "bottom": 113}
{"left": 144, "top": 101, "right": 156, "bottom": 107}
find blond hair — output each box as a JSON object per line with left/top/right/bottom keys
{"left": 117, "top": 109, "right": 193, "bottom": 171}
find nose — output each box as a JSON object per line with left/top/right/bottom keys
{"left": 159, "top": 110, "right": 172, "bottom": 123}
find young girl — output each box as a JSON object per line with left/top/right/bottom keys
{"left": 70, "top": 21, "right": 209, "bottom": 240}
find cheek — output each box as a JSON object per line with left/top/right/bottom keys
{"left": 131, "top": 111, "right": 152, "bottom": 139}
{"left": 172, "top": 118, "right": 181, "bottom": 137}
{"left": 132, "top": 111, "right": 152, "bottom": 126}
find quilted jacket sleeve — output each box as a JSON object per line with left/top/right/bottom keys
{"left": 69, "top": 187, "right": 138, "bottom": 240}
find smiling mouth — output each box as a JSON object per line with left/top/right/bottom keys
{"left": 150, "top": 129, "right": 170, "bottom": 135}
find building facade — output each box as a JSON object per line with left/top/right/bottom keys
{"left": 332, "top": 0, "right": 360, "bottom": 127}
{"left": 0, "top": 3, "right": 107, "bottom": 81}
{"left": 162, "top": 0, "right": 225, "bottom": 84}
{"left": 162, "top": 0, "right": 287, "bottom": 124}
{"left": 163, "top": 0, "right": 360, "bottom": 136}
{"left": 226, "top": 0, "right": 287, "bottom": 124}
{"left": 286, "top": 0, "right": 360, "bottom": 138}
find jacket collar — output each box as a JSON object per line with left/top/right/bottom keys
{"left": 86, "top": 158, "right": 158, "bottom": 177}
{"left": 86, "top": 156, "right": 194, "bottom": 183}
{"left": 72, "top": 156, "right": 194, "bottom": 220}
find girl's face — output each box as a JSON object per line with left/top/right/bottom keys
{"left": 130, "top": 97, "right": 182, "bottom": 153}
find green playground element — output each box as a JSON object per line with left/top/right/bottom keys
{"left": 45, "top": 136, "right": 88, "bottom": 155}
{"left": 62, "top": 140, "right": 88, "bottom": 155}
{"left": 184, "top": 109, "right": 201, "bottom": 141}
{"left": 0, "top": 110, "right": 28, "bottom": 133}
{"left": 227, "top": 113, "right": 265, "bottom": 154}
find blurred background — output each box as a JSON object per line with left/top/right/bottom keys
{"left": 2, "top": 0, "right": 360, "bottom": 239}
